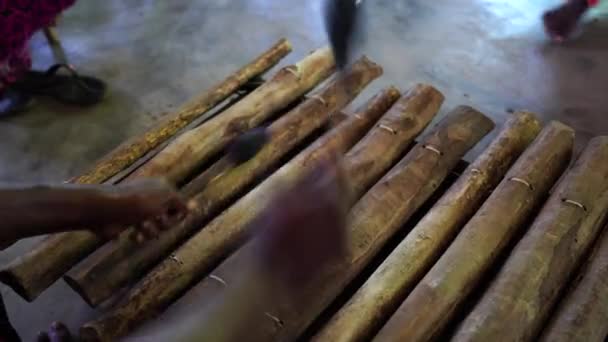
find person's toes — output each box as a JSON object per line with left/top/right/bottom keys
{"left": 48, "top": 321, "right": 72, "bottom": 342}
{"left": 37, "top": 331, "right": 51, "bottom": 342}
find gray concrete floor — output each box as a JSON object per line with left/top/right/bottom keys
{"left": 1, "top": 0, "right": 608, "bottom": 340}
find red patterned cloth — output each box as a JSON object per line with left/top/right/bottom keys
{"left": 588, "top": 0, "right": 600, "bottom": 6}
{"left": 0, "top": 0, "right": 76, "bottom": 91}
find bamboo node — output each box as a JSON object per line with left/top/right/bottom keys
{"left": 562, "top": 198, "right": 587, "bottom": 212}
{"left": 169, "top": 255, "right": 183, "bottom": 265}
{"left": 264, "top": 312, "right": 284, "bottom": 328}
{"left": 309, "top": 95, "right": 327, "bottom": 107}
{"left": 423, "top": 145, "right": 443, "bottom": 156}
{"left": 379, "top": 124, "right": 397, "bottom": 135}
{"left": 509, "top": 177, "right": 534, "bottom": 190}
{"left": 208, "top": 274, "right": 227, "bottom": 286}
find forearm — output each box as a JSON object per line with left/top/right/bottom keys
{"left": 0, "top": 184, "right": 138, "bottom": 243}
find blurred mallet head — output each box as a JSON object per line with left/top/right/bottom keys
{"left": 324, "top": 0, "right": 361, "bottom": 70}
{"left": 255, "top": 155, "right": 349, "bottom": 288}
{"left": 226, "top": 127, "right": 270, "bottom": 165}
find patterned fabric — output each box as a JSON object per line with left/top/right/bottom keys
{"left": 588, "top": 0, "right": 600, "bottom": 6}
{"left": 0, "top": 0, "right": 76, "bottom": 90}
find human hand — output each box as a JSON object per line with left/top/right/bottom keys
{"left": 95, "top": 179, "right": 190, "bottom": 242}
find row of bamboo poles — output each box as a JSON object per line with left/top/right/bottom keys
{"left": 2, "top": 38, "right": 608, "bottom": 342}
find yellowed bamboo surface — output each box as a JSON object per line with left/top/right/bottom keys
{"left": 2, "top": 42, "right": 606, "bottom": 342}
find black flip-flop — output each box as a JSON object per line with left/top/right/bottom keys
{"left": 12, "top": 64, "right": 106, "bottom": 106}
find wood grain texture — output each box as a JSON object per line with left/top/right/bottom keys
{"left": 74, "top": 38, "right": 292, "bottom": 185}
{"left": 65, "top": 57, "right": 383, "bottom": 307}
{"left": 374, "top": 121, "right": 574, "bottom": 342}
{"left": 314, "top": 111, "right": 541, "bottom": 342}
{"left": 0, "top": 40, "right": 294, "bottom": 302}
{"left": 129, "top": 46, "right": 336, "bottom": 184}
{"left": 540, "top": 221, "right": 608, "bottom": 342}
{"left": 80, "top": 87, "right": 405, "bottom": 341}
{"left": 151, "top": 106, "right": 493, "bottom": 342}
{"left": 453, "top": 136, "right": 608, "bottom": 342}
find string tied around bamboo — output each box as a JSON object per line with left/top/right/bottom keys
{"left": 562, "top": 198, "right": 587, "bottom": 211}
{"left": 509, "top": 177, "right": 534, "bottom": 190}
{"left": 265, "top": 312, "right": 284, "bottom": 328}
{"left": 379, "top": 124, "right": 397, "bottom": 135}
{"left": 309, "top": 94, "right": 327, "bottom": 107}
{"left": 208, "top": 274, "right": 227, "bottom": 287}
{"left": 423, "top": 144, "right": 443, "bottom": 156}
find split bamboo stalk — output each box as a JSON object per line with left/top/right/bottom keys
{"left": 80, "top": 84, "right": 443, "bottom": 341}
{"left": 0, "top": 45, "right": 330, "bottom": 302}
{"left": 158, "top": 106, "right": 494, "bottom": 342}
{"left": 64, "top": 57, "right": 384, "bottom": 307}
{"left": 74, "top": 38, "right": 292, "bottom": 184}
{"left": 540, "top": 223, "right": 608, "bottom": 342}
{"left": 452, "top": 136, "right": 608, "bottom": 342}
{"left": 164, "top": 84, "right": 444, "bottom": 316}
{"left": 313, "top": 111, "right": 541, "bottom": 342}
{"left": 374, "top": 121, "right": 574, "bottom": 342}
{"left": 130, "top": 46, "right": 336, "bottom": 184}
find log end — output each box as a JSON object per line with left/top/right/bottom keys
{"left": 80, "top": 325, "right": 103, "bottom": 342}
{"left": 384, "top": 86, "right": 401, "bottom": 99}
{"left": 358, "top": 55, "right": 383, "bottom": 75}
{"left": 507, "top": 111, "right": 542, "bottom": 143}
{"left": 0, "top": 268, "right": 38, "bottom": 302}
{"left": 406, "top": 84, "right": 446, "bottom": 105}
{"left": 276, "top": 37, "right": 293, "bottom": 52}
{"left": 63, "top": 274, "right": 98, "bottom": 308}
{"left": 511, "top": 110, "right": 541, "bottom": 127}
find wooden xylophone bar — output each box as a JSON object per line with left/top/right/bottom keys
{"left": 1, "top": 39, "right": 607, "bottom": 342}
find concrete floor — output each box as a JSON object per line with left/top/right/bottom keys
{"left": 1, "top": 0, "right": 607, "bottom": 340}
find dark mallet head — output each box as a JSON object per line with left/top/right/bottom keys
{"left": 324, "top": 0, "right": 360, "bottom": 70}
{"left": 226, "top": 127, "right": 270, "bottom": 165}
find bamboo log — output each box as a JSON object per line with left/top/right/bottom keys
{"left": 130, "top": 46, "right": 336, "bottom": 184}
{"left": 80, "top": 85, "right": 443, "bottom": 341}
{"left": 64, "top": 57, "right": 384, "bottom": 307}
{"left": 110, "top": 157, "right": 350, "bottom": 342}
{"left": 452, "top": 136, "right": 608, "bottom": 342}
{"left": 76, "top": 38, "right": 291, "bottom": 185}
{"left": 160, "top": 85, "right": 444, "bottom": 316}
{"left": 159, "top": 106, "right": 493, "bottom": 342}
{"left": 540, "top": 223, "right": 608, "bottom": 342}
{"left": 374, "top": 121, "right": 574, "bottom": 342}
{"left": 313, "top": 111, "right": 541, "bottom": 342}
{"left": 0, "top": 44, "right": 327, "bottom": 302}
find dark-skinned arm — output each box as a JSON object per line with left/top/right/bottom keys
{"left": 0, "top": 179, "right": 187, "bottom": 248}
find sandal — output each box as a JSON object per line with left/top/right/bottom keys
{"left": 12, "top": 64, "right": 106, "bottom": 106}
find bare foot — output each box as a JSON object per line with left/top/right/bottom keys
{"left": 543, "top": 0, "right": 589, "bottom": 41}
{"left": 37, "top": 322, "right": 72, "bottom": 342}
